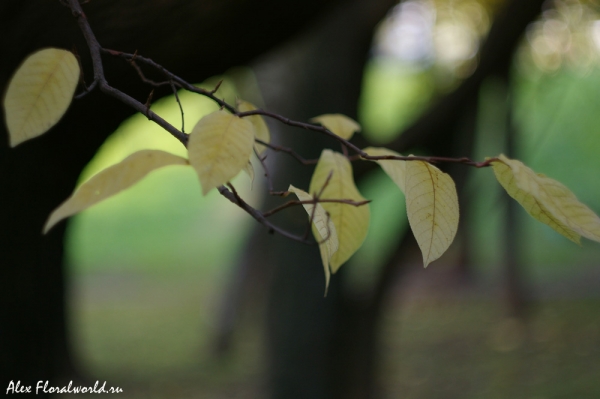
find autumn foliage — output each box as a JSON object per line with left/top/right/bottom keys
{"left": 4, "top": 39, "right": 600, "bottom": 293}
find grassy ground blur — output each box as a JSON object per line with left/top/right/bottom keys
{"left": 59, "top": 266, "right": 600, "bottom": 398}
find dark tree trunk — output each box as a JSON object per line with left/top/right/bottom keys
{"left": 0, "top": 0, "right": 343, "bottom": 390}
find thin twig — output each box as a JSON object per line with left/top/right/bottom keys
{"left": 353, "top": 154, "right": 498, "bottom": 168}
{"left": 261, "top": 198, "right": 370, "bottom": 218}
{"left": 316, "top": 212, "right": 333, "bottom": 245}
{"left": 254, "top": 148, "right": 287, "bottom": 196}
{"left": 304, "top": 200, "right": 318, "bottom": 240}
{"left": 217, "top": 185, "right": 315, "bottom": 244}
{"left": 210, "top": 80, "right": 223, "bottom": 94}
{"left": 143, "top": 89, "right": 154, "bottom": 117}
{"left": 102, "top": 49, "right": 237, "bottom": 114}
{"left": 303, "top": 171, "right": 334, "bottom": 239}
{"left": 341, "top": 143, "right": 348, "bottom": 157}
{"left": 170, "top": 80, "right": 185, "bottom": 133}
{"left": 240, "top": 110, "right": 495, "bottom": 168}
{"left": 256, "top": 151, "right": 274, "bottom": 193}
{"left": 74, "top": 78, "right": 98, "bottom": 99}
{"left": 255, "top": 139, "right": 318, "bottom": 165}
{"left": 129, "top": 59, "right": 172, "bottom": 88}
{"left": 314, "top": 170, "right": 333, "bottom": 199}
{"left": 99, "top": 30, "right": 494, "bottom": 169}
{"left": 66, "top": 0, "right": 188, "bottom": 146}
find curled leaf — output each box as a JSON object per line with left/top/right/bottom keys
{"left": 3, "top": 48, "right": 80, "bottom": 147}
{"left": 188, "top": 109, "right": 255, "bottom": 195}
{"left": 309, "top": 149, "right": 369, "bottom": 271}
{"left": 492, "top": 154, "right": 600, "bottom": 244}
{"left": 363, "top": 147, "right": 406, "bottom": 192}
{"left": 310, "top": 114, "right": 361, "bottom": 140}
{"left": 237, "top": 99, "right": 270, "bottom": 155}
{"left": 404, "top": 159, "right": 459, "bottom": 267}
{"left": 289, "top": 185, "right": 339, "bottom": 293}
{"left": 44, "top": 150, "right": 188, "bottom": 233}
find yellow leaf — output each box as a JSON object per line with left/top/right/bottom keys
{"left": 492, "top": 154, "right": 600, "bottom": 244}
{"left": 188, "top": 109, "right": 255, "bottom": 195}
{"left": 237, "top": 99, "right": 270, "bottom": 155}
{"left": 310, "top": 114, "right": 361, "bottom": 140}
{"left": 363, "top": 147, "right": 406, "bottom": 192}
{"left": 44, "top": 150, "right": 188, "bottom": 233}
{"left": 309, "top": 150, "right": 369, "bottom": 271}
{"left": 3, "top": 48, "right": 80, "bottom": 147}
{"left": 364, "top": 148, "right": 459, "bottom": 267}
{"left": 491, "top": 156, "right": 579, "bottom": 243}
{"left": 535, "top": 176, "right": 600, "bottom": 242}
{"left": 288, "top": 185, "right": 339, "bottom": 293}
{"left": 404, "top": 159, "right": 459, "bottom": 267}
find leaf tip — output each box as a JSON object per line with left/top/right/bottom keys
{"left": 42, "top": 214, "right": 60, "bottom": 235}
{"left": 201, "top": 184, "right": 213, "bottom": 196}
{"left": 8, "top": 136, "right": 21, "bottom": 148}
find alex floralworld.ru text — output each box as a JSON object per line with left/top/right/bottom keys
{"left": 6, "top": 380, "right": 123, "bottom": 394}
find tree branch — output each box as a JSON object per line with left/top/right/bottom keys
{"left": 63, "top": 0, "right": 505, "bottom": 249}
{"left": 65, "top": 0, "right": 189, "bottom": 146}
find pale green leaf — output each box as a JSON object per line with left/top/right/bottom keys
{"left": 404, "top": 158, "right": 459, "bottom": 267}
{"left": 491, "top": 156, "right": 579, "bottom": 243}
{"left": 289, "top": 185, "right": 339, "bottom": 293}
{"left": 310, "top": 114, "right": 361, "bottom": 140}
{"left": 44, "top": 150, "right": 188, "bottom": 233}
{"left": 3, "top": 48, "right": 80, "bottom": 147}
{"left": 309, "top": 149, "right": 369, "bottom": 271}
{"left": 237, "top": 99, "right": 270, "bottom": 155}
{"left": 243, "top": 161, "right": 255, "bottom": 184}
{"left": 188, "top": 109, "right": 255, "bottom": 195}
{"left": 492, "top": 154, "right": 600, "bottom": 244}
{"left": 363, "top": 147, "right": 406, "bottom": 192}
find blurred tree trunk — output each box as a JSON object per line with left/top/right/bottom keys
{"left": 501, "top": 73, "right": 531, "bottom": 318}
{"left": 238, "top": 1, "right": 397, "bottom": 398}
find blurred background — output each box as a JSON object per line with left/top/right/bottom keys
{"left": 55, "top": 0, "right": 600, "bottom": 397}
